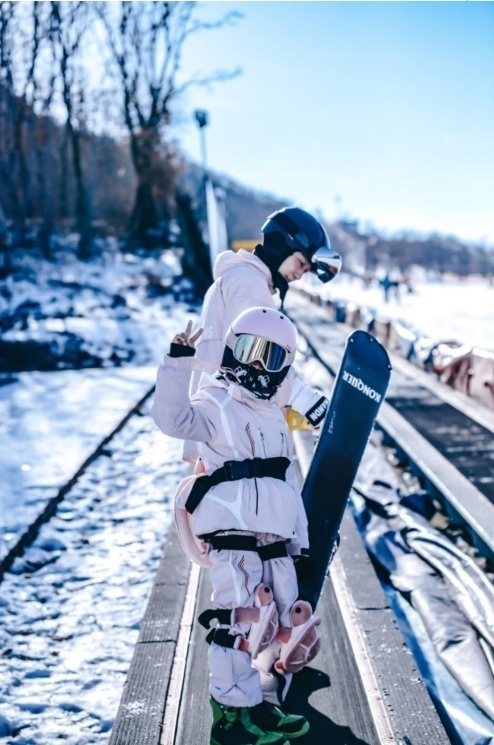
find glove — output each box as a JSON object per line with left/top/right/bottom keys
{"left": 169, "top": 342, "right": 195, "bottom": 358}
{"left": 293, "top": 552, "right": 316, "bottom": 584}
{"left": 289, "top": 378, "right": 328, "bottom": 428}
{"left": 304, "top": 395, "right": 328, "bottom": 427}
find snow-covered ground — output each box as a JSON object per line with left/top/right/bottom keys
{"left": 0, "top": 367, "right": 157, "bottom": 565}
{"left": 0, "top": 244, "right": 196, "bottom": 743}
{"left": 0, "top": 242, "right": 194, "bottom": 564}
{"left": 300, "top": 273, "right": 494, "bottom": 353}
{"left": 0, "top": 241, "right": 192, "bottom": 370}
{"left": 0, "top": 399, "right": 189, "bottom": 744}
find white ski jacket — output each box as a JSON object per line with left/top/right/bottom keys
{"left": 151, "top": 354, "right": 309, "bottom": 554}
{"left": 185, "top": 249, "right": 326, "bottom": 460}
{"left": 190, "top": 250, "right": 275, "bottom": 395}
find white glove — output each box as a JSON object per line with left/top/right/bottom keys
{"left": 289, "top": 377, "right": 328, "bottom": 427}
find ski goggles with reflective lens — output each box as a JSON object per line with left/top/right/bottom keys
{"left": 233, "top": 334, "right": 288, "bottom": 372}
{"left": 309, "top": 246, "right": 342, "bottom": 284}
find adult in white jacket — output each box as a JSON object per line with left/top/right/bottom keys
{"left": 151, "top": 308, "right": 321, "bottom": 745}
{"left": 185, "top": 207, "right": 342, "bottom": 462}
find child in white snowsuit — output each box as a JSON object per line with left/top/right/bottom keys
{"left": 151, "top": 307, "right": 321, "bottom": 745}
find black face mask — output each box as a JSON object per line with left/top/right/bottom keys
{"left": 220, "top": 346, "right": 289, "bottom": 399}
{"left": 253, "top": 244, "right": 290, "bottom": 305}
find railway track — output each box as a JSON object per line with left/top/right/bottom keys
{"left": 0, "top": 394, "right": 192, "bottom": 743}
{"left": 0, "top": 387, "right": 156, "bottom": 584}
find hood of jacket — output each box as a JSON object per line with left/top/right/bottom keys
{"left": 213, "top": 249, "right": 276, "bottom": 294}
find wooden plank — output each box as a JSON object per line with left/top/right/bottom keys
{"left": 109, "top": 641, "right": 176, "bottom": 745}
{"left": 110, "top": 523, "right": 191, "bottom": 745}
{"left": 336, "top": 513, "right": 388, "bottom": 612}
{"left": 138, "top": 577, "right": 190, "bottom": 644}
{"left": 176, "top": 546, "right": 380, "bottom": 744}
{"left": 138, "top": 533, "right": 191, "bottom": 644}
{"left": 286, "top": 577, "right": 381, "bottom": 745}
{"left": 337, "top": 511, "right": 450, "bottom": 744}
{"left": 175, "top": 570, "right": 214, "bottom": 744}
{"left": 388, "top": 351, "right": 494, "bottom": 434}
{"left": 153, "top": 530, "right": 188, "bottom": 586}
{"left": 295, "top": 430, "right": 450, "bottom": 744}
{"left": 386, "top": 381, "right": 494, "bottom": 503}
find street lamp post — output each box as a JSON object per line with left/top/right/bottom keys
{"left": 194, "top": 110, "right": 228, "bottom": 271}
{"left": 194, "top": 109, "right": 209, "bottom": 174}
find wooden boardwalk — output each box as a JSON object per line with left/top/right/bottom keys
{"left": 110, "top": 431, "right": 449, "bottom": 745}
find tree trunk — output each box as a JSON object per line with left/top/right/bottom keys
{"left": 59, "top": 127, "right": 70, "bottom": 223}
{"left": 175, "top": 191, "right": 213, "bottom": 297}
{"left": 131, "top": 181, "right": 158, "bottom": 240}
{"left": 128, "top": 128, "right": 159, "bottom": 243}
{"left": 36, "top": 116, "right": 53, "bottom": 259}
{"left": 12, "top": 100, "right": 28, "bottom": 246}
{"left": 68, "top": 122, "right": 92, "bottom": 259}
{"left": 0, "top": 201, "right": 10, "bottom": 278}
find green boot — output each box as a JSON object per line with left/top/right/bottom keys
{"left": 210, "top": 697, "right": 289, "bottom": 745}
{"left": 249, "top": 701, "right": 309, "bottom": 740}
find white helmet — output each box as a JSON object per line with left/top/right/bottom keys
{"left": 221, "top": 307, "right": 297, "bottom": 399}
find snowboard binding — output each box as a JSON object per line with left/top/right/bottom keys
{"left": 199, "top": 584, "right": 279, "bottom": 660}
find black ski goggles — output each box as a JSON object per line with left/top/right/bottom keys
{"left": 233, "top": 334, "right": 288, "bottom": 372}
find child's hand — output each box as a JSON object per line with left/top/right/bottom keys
{"left": 172, "top": 320, "right": 203, "bottom": 349}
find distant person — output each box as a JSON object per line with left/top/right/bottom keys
{"left": 379, "top": 274, "right": 391, "bottom": 302}
{"left": 152, "top": 309, "right": 321, "bottom": 744}
{"left": 185, "top": 206, "right": 342, "bottom": 463}
{"left": 379, "top": 274, "right": 400, "bottom": 302}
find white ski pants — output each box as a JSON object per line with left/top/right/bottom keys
{"left": 207, "top": 533, "right": 299, "bottom": 708}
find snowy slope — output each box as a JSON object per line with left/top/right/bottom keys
{"left": 300, "top": 273, "right": 494, "bottom": 353}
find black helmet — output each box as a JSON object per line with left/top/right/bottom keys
{"left": 261, "top": 207, "right": 342, "bottom": 283}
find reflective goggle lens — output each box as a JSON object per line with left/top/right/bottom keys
{"left": 233, "top": 335, "right": 287, "bottom": 372}
{"left": 310, "top": 247, "right": 342, "bottom": 283}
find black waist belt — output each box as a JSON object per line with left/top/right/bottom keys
{"left": 258, "top": 542, "right": 288, "bottom": 561}
{"left": 185, "top": 456, "right": 290, "bottom": 514}
{"left": 209, "top": 535, "right": 258, "bottom": 552}
{"left": 207, "top": 535, "right": 288, "bottom": 561}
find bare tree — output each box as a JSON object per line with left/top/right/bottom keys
{"left": 30, "top": 1, "right": 59, "bottom": 257}
{"left": 0, "top": 1, "right": 59, "bottom": 256}
{"left": 0, "top": 1, "right": 15, "bottom": 261}
{"left": 50, "top": 1, "right": 94, "bottom": 259}
{"left": 0, "top": 1, "right": 43, "bottom": 245}
{"left": 97, "top": 1, "right": 240, "bottom": 244}
{"left": 34, "top": 71, "right": 57, "bottom": 258}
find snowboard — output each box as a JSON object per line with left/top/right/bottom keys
{"left": 299, "top": 330, "right": 392, "bottom": 609}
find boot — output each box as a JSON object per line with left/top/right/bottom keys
{"left": 249, "top": 701, "right": 309, "bottom": 740}
{"left": 210, "top": 697, "right": 289, "bottom": 745}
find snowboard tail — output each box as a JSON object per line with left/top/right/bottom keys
{"left": 299, "top": 330, "right": 392, "bottom": 609}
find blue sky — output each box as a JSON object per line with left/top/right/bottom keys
{"left": 173, "top": 1, "right": 494, "bottom": 244}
